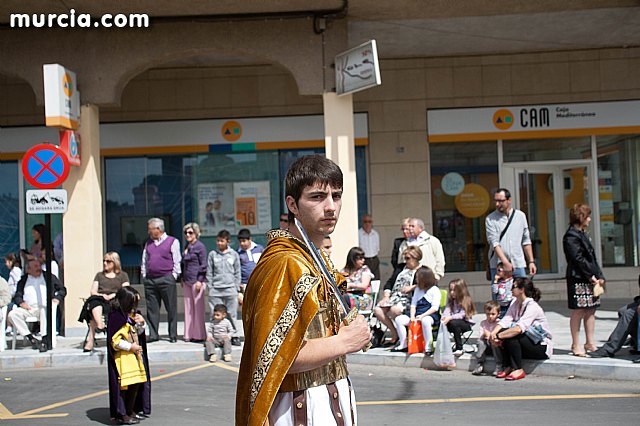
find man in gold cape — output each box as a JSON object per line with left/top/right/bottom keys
{"left": 236, "top": 155, "right": 371, "bottom": 426}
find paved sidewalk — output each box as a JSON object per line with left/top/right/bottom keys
{"left": 2, "top": 299, "right": 639, "bottom": 381}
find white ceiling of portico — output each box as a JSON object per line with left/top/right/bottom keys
{"left": 1, "top": 0, "right": 639, "bottom": 60}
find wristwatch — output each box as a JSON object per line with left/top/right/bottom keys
{"left": 528, "top": 259, "right": 535, "bottom": 264}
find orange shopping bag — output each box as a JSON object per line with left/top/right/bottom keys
{"left": 408, "top": 320, "right": 425, "bottom": 354}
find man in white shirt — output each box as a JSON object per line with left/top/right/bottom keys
{"left": 8, "top": 257, "right": 66, "bottom": 351}
{"left": 358, "top": 214, "right": 380, "bottom": 279}
{"left": 485, "top": 188, "right": 537, "bottom": 279}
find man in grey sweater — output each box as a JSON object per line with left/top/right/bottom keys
{"left": 485, "top": 188, "right": 537, "bottom": 280}
{"left": 206, "top": 229, "right": 241, "bottom": 343}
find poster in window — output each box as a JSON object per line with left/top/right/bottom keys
{"left": 233, "top": 181, "right": 271, "bottom": 233}
{"left": 198, "top": 183, "right": 235, "bottom": 236}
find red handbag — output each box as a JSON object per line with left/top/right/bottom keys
{"left": 408, "top": 320, "right": 425, "bottom": 354}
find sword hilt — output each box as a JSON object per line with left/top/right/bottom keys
{"left": 343, "top": 307, "right": 372, "bottom": 353}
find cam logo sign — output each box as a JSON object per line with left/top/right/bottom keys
{"left": 492, "top": 109, "right": 514, "bottom": 130}
{"left": 44, "top": 64, "right": 80, "bottom": 130}
{"left": 428, "top": 100, "right": 640, "bottom": 142}
{"left": 221, "top": 121, "right": 242, "bottom": 142}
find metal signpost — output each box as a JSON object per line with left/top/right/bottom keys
{"left": 21, "top": 143, "right": 70, "bottom": 351}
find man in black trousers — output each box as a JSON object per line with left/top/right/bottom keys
{"left": 590, "top": 276, "right": 640, "bottom": 361}
{"left": 141, "top": 217, "right": 181, "bottom": 343}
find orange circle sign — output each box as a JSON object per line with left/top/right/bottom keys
{"left": 454, "top": 183, "right": 491, "bottom": 218}
{"left": 63, "top": 72, "right": 74, "bottom": 98}
{"left": 492, "top": 108, "right": 514, "bottom": 130}
{"left": 221, "top": 121, "right": 242, "bottom": 142}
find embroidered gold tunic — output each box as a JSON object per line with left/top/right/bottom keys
{"left": 235, "top": 229, "right": 348, "bottom": 426}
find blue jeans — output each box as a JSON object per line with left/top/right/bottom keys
{"left": 489, "top": 267, "right": 527, "bottom": 280}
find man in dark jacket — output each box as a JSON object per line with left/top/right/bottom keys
{"left": 8, "top": 257, "right": 66, "bottom": 351}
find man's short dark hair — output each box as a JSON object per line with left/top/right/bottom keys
{"left": 213, "top": 304, "right": 228, "bottom": 314}
{"left": 285, "top": 155, "right": 343, "bottom": 220}
{"left": 495, "top": 188, "right": 511, "bottom": 199}
{"left": 237, "top": 228, "right": 251, "bottom": 240}
{"left": 217, "top": 229, "right": 231, "bottom": 240}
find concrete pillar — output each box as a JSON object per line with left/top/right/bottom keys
{"left": 62, "top": 104, "right": 103, "bottom": 334}
{"left": 323, "top": 92, "right": 358, "bottom": 268}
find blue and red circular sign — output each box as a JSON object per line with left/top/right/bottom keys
{"left": 22, "top": 144, "right": 70, "bottom": 189}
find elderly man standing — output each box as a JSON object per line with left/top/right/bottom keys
{"left": 485, "top": 188, "right": 537, "bottom": 281}
{"left": 358, "top": 214, "right": 381, "bottom": 279}
{"left": 141, "top": 217, "right": 181, "bottom": 343}
{"left": 9, "top": 257, "right": 66, "bottom": 351}
{"left": 399, "top": 217, "right": 446, "bottom": 280}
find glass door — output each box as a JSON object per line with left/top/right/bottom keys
{"left": 502, "top": 161, "right": 596, "bottom": 277}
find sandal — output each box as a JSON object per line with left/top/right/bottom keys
{"left": 570, "top": 346, "right": 587, "bottom": 357}
{"left": 584, "top": 344, "right": 598, "bottom": 353}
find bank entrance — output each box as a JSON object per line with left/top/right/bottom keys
{"left": 502, "top": 160, "right": 597, "bottom": 278}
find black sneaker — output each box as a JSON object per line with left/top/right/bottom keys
{"left": 231, "top": 337, "right": 241, "bottom": 346}
{"left": 28, "top": 337, "right": 39, "bottom": 350}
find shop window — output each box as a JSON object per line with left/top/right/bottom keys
{"left": 105, "top": 148, "right": 368, "bottom": 282}
{"left": 430, "top": 142, "right": 498, "bottom": 272}
{"left": 0, "top": 161, "right": 19, "bottom": 277}
{"left": 279, "top": 148, "right": 368, "bottom": 219}
{"left": 503, "top": 137, "right": 591, "bottom": 162}
{"left": 597, "top": 135, "right": 640, "bottom": 267}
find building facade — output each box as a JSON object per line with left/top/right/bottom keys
{"left": 2, "top": 2, "right": 640, "bottom": 331}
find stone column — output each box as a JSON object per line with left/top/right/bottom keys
{"left": 62, "top": 104, "right": 104, "bottom": 334}
{"left": 323, "top": 92, "right": 358, "bottom": 268}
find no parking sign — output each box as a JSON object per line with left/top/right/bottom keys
{"left": 21, "top": 143, "right": 70, "bottom": 189}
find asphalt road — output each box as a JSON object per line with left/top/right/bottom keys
{"left": 1, "top": 361, "right": 638, "bottom": 425}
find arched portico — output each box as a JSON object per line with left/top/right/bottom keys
{"left": 0, "top": 18, "right": 347, "bottom": 107}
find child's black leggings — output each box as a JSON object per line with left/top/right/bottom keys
{"left": 124, "top": 383, "right": 141, "bottom": 416}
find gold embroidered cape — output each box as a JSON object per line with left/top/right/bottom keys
{"left": 235, "top": 229, "right": 346, "bottom": 426}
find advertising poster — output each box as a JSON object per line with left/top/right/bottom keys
{"left": 198, "top": 183, "right": 235, "bottom": 236}
{"left": 233, "top": 181, "right": 271, "bottom": 233}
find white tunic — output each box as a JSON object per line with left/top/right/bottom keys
{"left": 268, "top": 378, "right": 357, "bottom": 426}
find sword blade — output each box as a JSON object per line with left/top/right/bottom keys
{"left": 293, "top": 218, "right": 349, "bottom": 317}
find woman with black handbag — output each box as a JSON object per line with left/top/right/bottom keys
{"left": 490, "top": 278, "right": 553, "bottom": 381}
{"left": 563, "top": 203, "right": 605, "bottom": 357}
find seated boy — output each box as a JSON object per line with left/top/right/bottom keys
{"left": 205, "top": 304, "right": 234, "bottom": 362}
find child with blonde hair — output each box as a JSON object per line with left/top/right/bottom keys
{"left": 442, "top": 278, "right": 476, "bottom": 356}
{"left": 472, "top": 300, "right": 503, "bottom": 376}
